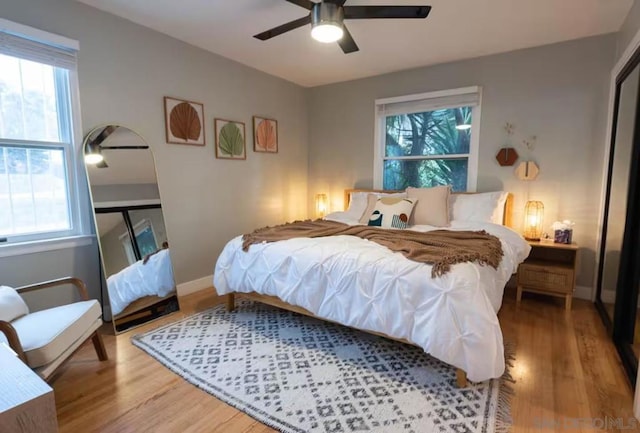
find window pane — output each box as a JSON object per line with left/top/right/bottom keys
{"left": 0, "top": 53, "right": 61, "bottom": 142}
{"left": 0, "top": 145, "right": 71, "bottom": 237}
{"left": 383, "top": 158, "right": 468, "bottom": 192}
{"left": 136, "top": 225, "right": 158, "bottom": 256}
{"left": 385, "top": 107, "right": 472, "bottom": 157}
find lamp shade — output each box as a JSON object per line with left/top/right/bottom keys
{"left": 524, "top": 200, "right": 544, "bottom": 241}
{"left": 315, "top": 193, "right": 328, "bottom": 218}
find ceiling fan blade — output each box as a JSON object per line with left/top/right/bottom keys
{"left": 253, "top": 15, "right": 312, "bottom": 40}
{"left": 101, "top": 145, "right": 149, "bottom": 150}
{"left": 338, "top": 25, "right": 359, "bottom": 54}
{"left": 285, "top": 0, "right": 316, "bottom": 10}
{"left": 344, "top": 5, "right": 431, "bottom": 19}
{"left": 91, "top": 125, "right": 118, "bottom": 147}
{"left": 325, "top": 0, "right": 348, "bottom": 6}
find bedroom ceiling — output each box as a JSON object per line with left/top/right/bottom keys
{"left": 76, "top": 0, "right": 633, "bottom": 87}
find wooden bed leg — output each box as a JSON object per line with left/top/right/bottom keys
{"left": 456, "top": 369, "right": 468, "bottom": 388}
{"left": 226, "top": 293, "right": 236, "bottom": 312}
{"left": 516, "top": 285, "right": 523, "bottom": 307}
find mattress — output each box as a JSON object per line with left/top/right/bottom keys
{"left": 213, "top": 220, "right": 530, "bottom": 382}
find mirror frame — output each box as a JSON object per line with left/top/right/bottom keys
{"left": 594, "top": 48, "right": 640, "bottom": 385}
{"left": 83, "top": 124, "right": 179, "bottom": 334}
{"left": 594, "top": 55, "right": 640, "bottom": 329}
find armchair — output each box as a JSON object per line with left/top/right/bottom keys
{"left": 0, "top": 277, "right": 107, "bottom": 380}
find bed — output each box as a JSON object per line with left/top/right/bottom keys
{"left": 213, "top": 189, "right": 530, "bottom": 386}
{"left": 107, "top": 248, "right": 176, "bottom": 317}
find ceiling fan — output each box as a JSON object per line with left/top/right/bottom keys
{"left": 84, "top": 125, "right": 149, "bottom": 168}
{"left": 254, "top": 0, "right": 431, "bottom": 54}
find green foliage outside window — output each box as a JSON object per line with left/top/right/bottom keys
{"left": 383, "top": 106, "right": 471, "bottom": 192}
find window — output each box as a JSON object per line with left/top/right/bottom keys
{"left": 374, "top": 87, "right": 481, "bottom": 192}
{"left": 120, "top": 219, "right": 158, "bottom": 265}
{"left": 0, "top": 19, "right": 82, "bottom": 245}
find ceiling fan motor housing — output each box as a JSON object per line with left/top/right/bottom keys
{"left": 312, "top": 2, "right": 344, "bottom": 29}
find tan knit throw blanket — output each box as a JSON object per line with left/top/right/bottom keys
{"left": 242, "top": 220, "right": 503, "bottom": 277}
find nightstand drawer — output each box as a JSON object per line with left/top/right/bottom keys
{"left": 517, "top": 263, "right": 574, "bottom": 294}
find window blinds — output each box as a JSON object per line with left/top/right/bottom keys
{"left": 376, "top": 88, "right": 480, "bottom": 117}
{"left": 0, "top": 28, "right": 77, "bottom": 70}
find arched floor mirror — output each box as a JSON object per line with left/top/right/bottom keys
{"left": 84, "top": 125, "right": 179, "bottom": 333}
{"left": 595, "top": 46, "right": 640, "bottom": 385}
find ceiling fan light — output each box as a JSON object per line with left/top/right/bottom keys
{"left": 84, "top": 141, "right": 104, "bottom": 164}
{"left": 84, "top": 153, "right": 104, "bottom": 165}
{"left": 455, "top": 124, "right": 472, "bottom": 130}
{"left": 311, "top": 23, "right": 343, "bottom": 43}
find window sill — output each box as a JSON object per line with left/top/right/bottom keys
{"left": 0, "top": 235, "right": 95, "bottom": 258}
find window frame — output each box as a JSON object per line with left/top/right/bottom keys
{"left": 119, "top": 218, "right": 158, "bottom": 265}
{"left": 373, "top": 86, "right": 482, "bottom": 192}
{"left": 0, "top": 19, "right": 88, "bottom": 253}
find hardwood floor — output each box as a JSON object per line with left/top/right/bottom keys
{"left": 51, "top": 288, "right": 639, "bottom": 432}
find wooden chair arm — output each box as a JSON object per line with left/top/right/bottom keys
{"left": 15, "top": 277, "right": 90, "bottom": 301}
{"left": 0, "top": 320, "right": 27, "bottom": 363}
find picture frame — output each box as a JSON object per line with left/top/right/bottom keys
{"left": 164, "top": 97, "right": 205, "bottom": 146}
{"left": 253, "top": 116, "right": 278, "bottom": 153}
{"left": 215, "top": 118, "right": 246, "bottom": 160}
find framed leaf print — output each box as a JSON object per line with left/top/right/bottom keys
{"left": 215, "top": 119, "right": 246, "bottom": 160}
{"left": 164, "top": 97, "right": 205, "bottom": 145}
{"left": 253, "top": 116, "right": 278, "bottom": 153}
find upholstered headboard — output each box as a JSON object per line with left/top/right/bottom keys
{"left": 343, "top": 189, "right": 514, "bottom": 228}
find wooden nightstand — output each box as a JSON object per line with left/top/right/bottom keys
{"left": 516, "top": 241, "right": 579, "bottom": 310}
{"left": 0, "top": 343, "right": 58, "bottom": 433}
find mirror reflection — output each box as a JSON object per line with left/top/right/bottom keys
{"left": 84, "top": 125, "right": 179, "bottom": 333}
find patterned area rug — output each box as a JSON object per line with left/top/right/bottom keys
{"left": 132, "top": 301, "right": 513, "bottom": 433}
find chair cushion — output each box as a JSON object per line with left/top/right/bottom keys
{"left": 0, "top": 300, "right": 101, "bottom": 368}
{"left": 0, "top": 286, "right": 29, "bottom": 322}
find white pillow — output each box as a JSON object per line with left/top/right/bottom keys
{"left": 366, "top": 197, "right": 417, "bottom": 229}
{"left": 450, "top": 191, "right": 509, "bottom": 224}
{"left": 0, "top": 286, "right": 29, "bottom": 322}
{"left": 323, "top": 211, "right": 356, "bottom": 224}
{"left": 344, "top": 192, "right": 370, "bottom": 220}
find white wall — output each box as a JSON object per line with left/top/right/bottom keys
{"left": 307, "top": 35, "right": 616, "bottom": 290}
{"left": 0, "top": 244, "right": 102, "bottom": 312}
{"left": 0, "top": 0, "right": 309, "bottom": 296}
{"left": 618, "top": 0, "right": 640, "bottom": 61}
{"left": 99, "top": 216, "right": 130, "bottom": 279}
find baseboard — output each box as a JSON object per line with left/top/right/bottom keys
{"left": 574, "top": 285, "right": 593, "bottom": 301}
{"left": 600, "top": 289, "right": 616, "bottom": 304}
{"left": 177, "top": 275, "right": 214, "bottom": 296}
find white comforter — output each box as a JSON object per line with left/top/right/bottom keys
{"left": 107, "top": 249, "right": 176, "bottom": 316}
{"left": 213, "top": 220, "right": 530, "bottom": 382}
